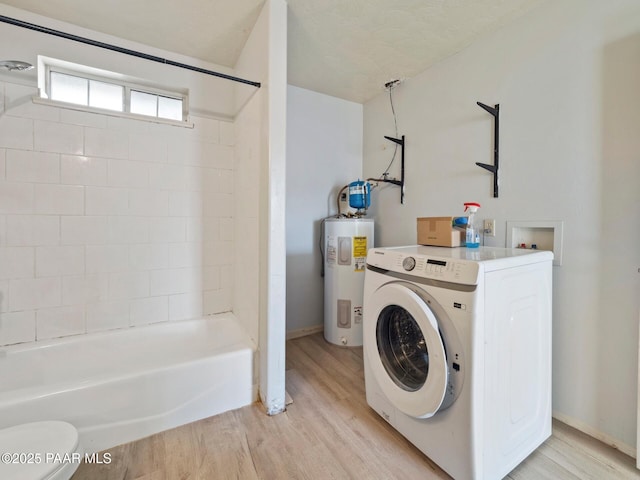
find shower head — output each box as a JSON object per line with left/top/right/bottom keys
{"left": 0, "top": 60, "right": 34, "bottom": 71}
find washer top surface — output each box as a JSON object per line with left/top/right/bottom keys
{"left": 367, "top": 245, "right": 553, "bottom": 285}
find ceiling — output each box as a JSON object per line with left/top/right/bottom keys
{"left": 1, "top": 0, "right": 545, "bottom": 103}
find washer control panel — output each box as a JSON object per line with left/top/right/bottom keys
{"left": 367, "top": 247, "right": 480, "bottom": 285}
{"left": 402, "top": 257, "right": 416, "bottom": 271}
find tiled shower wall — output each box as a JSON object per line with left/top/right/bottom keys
{"left": 0, "top": 80, "right": 234, "bottom": 346}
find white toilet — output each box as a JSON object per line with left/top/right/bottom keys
{"left": 0, "top": 421, "right": 82, "bottom": 480}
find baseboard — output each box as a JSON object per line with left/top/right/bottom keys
{"left": 552, "top": 411, "right": 636, "bottom": 458}
{"left": 286, "top": 325, "right": 323, "bottom": 340}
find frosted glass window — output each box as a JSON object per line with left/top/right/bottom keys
{"left": 50, "top": 72, "right": 88, "bottom": 106}
{"left": 130, "top": 90, "right": 157, "bottom": 117}
{"left": 158, "top": 96, "right": 183, "bottom": 121}
{"left": 45, "top": 61, "right": 188, "bottom": 123}
{"left": 89, "top": 80, "right": 123, "bottom": 111}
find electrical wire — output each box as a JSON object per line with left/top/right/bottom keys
{"left": 380, "top": 84, "right": 399, "bottom": 178}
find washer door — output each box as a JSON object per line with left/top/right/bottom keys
{"left": 364, "top": 282, "right": 448, "bottom": 418}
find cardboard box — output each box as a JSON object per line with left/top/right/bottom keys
{"left": 417, "top": 216, "right": 464, "bottom": 247}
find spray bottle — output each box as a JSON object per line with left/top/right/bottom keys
{"left": 463, "top": 202, "right": 481, "bottom": 248}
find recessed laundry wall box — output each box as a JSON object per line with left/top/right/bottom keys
{"left": 506, "top": 221, "right": 564, "bottom": 266}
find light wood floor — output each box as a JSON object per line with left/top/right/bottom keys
{"left": 73, "top": 333, "right": 638, "bottom": 479}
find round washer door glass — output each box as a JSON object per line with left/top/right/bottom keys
{"left": 364, "top": 282, "right": 448, "bottom": 418}
{"left": 377, "top": 305, "right": 429, "bottom": 391}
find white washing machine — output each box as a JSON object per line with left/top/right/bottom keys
{"left": 363, "top": 245, "right": 553, "bottom": 480}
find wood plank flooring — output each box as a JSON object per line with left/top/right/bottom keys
{"left": 73, "top": 333, "right": 638, "bottom": 479}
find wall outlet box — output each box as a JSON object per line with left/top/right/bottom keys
{"left": 483, "top": 219, "right": 496, "bottom": 237}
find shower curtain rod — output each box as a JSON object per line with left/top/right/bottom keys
{"left": 0, "top": 15, "right": 261, "bottom": 88}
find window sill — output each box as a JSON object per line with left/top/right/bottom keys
{"left": 32, "top": 96, "right": 195, "bottom": 129}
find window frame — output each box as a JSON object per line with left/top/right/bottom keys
{"left": 36, "top": 56, "right": 191, "bottom": 127}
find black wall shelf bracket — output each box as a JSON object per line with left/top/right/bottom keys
{"left": 475, "top": 102, "right": 499, "bottom": 198}
{"left": 383, "top": 135, "right": 406, "bottom": 204}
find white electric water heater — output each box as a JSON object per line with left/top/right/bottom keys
{"left": 324, "top": 217, "right": 374, "bottom": 346}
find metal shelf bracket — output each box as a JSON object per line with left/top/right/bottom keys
{"left": 383, "top": 135, "right": 405, "bottom": 204}
{"left": 475, "top": 102, "right": 499, "bottom": 198}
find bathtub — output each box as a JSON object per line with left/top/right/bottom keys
{"left": 0, "top": 314, "right": 256, "bottom": 453}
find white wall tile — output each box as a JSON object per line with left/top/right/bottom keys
{"left": 219, "top": 121, "right": 235, "bottom": 146}
{"left": 61, "top": 216, "right": 109, "bottom": 245}
{"left": 128, "top": 189, "right": 168, "bottom": 216}
{"left": 168, "top": 191, "right": 203, "bottom": 217}
{"left": 149, "top": 217, "right": 186, "bottom": 243}
{"left": 167, "top": 138, "right": 197, "bottom": 165}
{"left": 108, "top": 159, "right": 149, "bottom": 188}
{"left": 185, "top": 166, "right": 204, "bottom": 191}
{"left": 204, "top": 288, "right": 232, "bottom": 314}
{"left": 0, "top": 182, "right": 34, "bottom": 214}
{"left": 36, "top": 305, "right": 85, "bottom": 340}
{"left": 0, "top": 82, "right": 237, "bottom": 344}
{"left": 129, "top": 244, "right": 168, "bottom": 270}
{"left": 205, "top": 241, "right": 234, "bottom": 266}
{"left": 4, "top": 83, "right": 59, "bottom": 121}
{"left": 201, "top": 218, "right": 219, "bottom": 244}
{"left": 130, "top": 296, "right": 168, "bottom": 326}
{"left": 0, "top": 310, "right": 35, "bottom": 345}
{"left": 149, "top": 163, "right": 186, "bottom": 190}
{"left": 168, "top": 292, "right": 203, "bottom": 321}
{"left": 186, "top": 217, "right": 214, "bottom": 243}
{"left": 220, "top": 264, "right": 233, "bottom": 289}
{"left": 86, "top": 245, "right": 129, "bottom": 273}
{"left": 192, "top": 117, "right": 220, "bottom": 143}
{"left": 219, "top": 218, "right": 234, "bottom": 241}
{"left": 6, "top": 150, "right": 60, "bottom": 183}
{"left": 36, "top": 246, "right": 84, "bottom": 277}
{"left": 60, "top": 109, "right": 107, "bottom": 128}
{"left": 109, "top": 216, "right": 149, "bottom": 244}
{"left": 84, "top": 127, "right": 128, "bottom": 159}
{"left": 10, "top": 277, "right": 61, "bottom": 311}
{"left": 203, "top": 266, "right": 220, "bottom": 290}
{"left": 0, "top": 116, "right": 33, "bottom": 150}
{"left": 62, "top": 274, "right": 108, "bottom": 305}
{"left": 209, "top": 144, "right": 234, "bottom": 169}
{"left": 149, "top": 267, "right": 202, "bottom": 296}
{"left": 203, "top": 142, "right": 227, "bottom": 168}
{"left": 34, "top": 120, "right": 83, "bottom": 155}
{"left": 168, "top": 242, "right": 202, "bottom": 268}
{"left": 0, "top": 280, "right": 8, "bottom": 312}
{"left": 85, "top": 186, "right": 128, "bottom": 215}
{"left": 0, "top": 247, "right": 34, "bottom": 279}
{"left": 35, "top": 184, "right": 84, "bottom": 215}
{"left": 7, "top": 215, "right": 60, "bottom": 246}
{"left": 61, "top": 155, "right": 107, "bottom": 186}
{"left": 108, "top": 271, "right": 149, "bottom": 300}
{"left": 205, "top": 192, "right": 233, "bottom": 218}
{"left": 186, "top": 166, "right": 220, "bottom": 192}
{"left": 0, "top": 148, "right": 5, "bottom": 180}
{"left": 218, "top": 169, "right": 234, "bottom": 194}
{"left": 86, "top": 300, "right": 129, "bottom": 332}
{"left": 106, "top": 116, "right": 149, "bottom": 133}
{"left": 129, "top": 132, "right": 167, "bottom": 162}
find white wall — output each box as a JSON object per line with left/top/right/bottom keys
{"left": 285, "top": 85, "right": 363, "bottom": 334}
{"left": 234, "top": 0, "right": 288, "bottom": 415}
{"left": 0, "top": 5, "right": 237, "bottom": 346}
{"left": 363, "top": 0, "right": 640, "bottom": 453}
